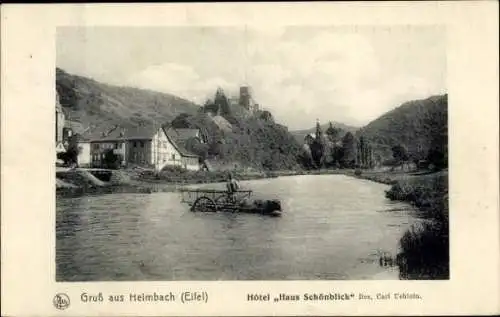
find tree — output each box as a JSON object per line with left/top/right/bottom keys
{"left": 309, "top": 120, "right": 325, "bottom": 168}
{"left": 202, "top": 98, "right": 220, "bottom": 115}
{"left": 374, "top": 153, "right": 382, "bottom": 167}
{"left": 185, "top": 137, "right": 210, "bottom": 161}
{"left": 367, "top": 144, "right": 374, "bottom": 168}
{"left": 325, "top": 122, "right": 340, "bottom": 142}
{"left": 391, "top": 144, "right": 409, "bottom": 162}
{"left": 356, "top": 135, "right": 374, "bottom": 169}
{"left": 427, "top": 131, "right": 447, "bottom": 170}
{"left": 207, "top": 140, "right": 223, "bottom": 158}
{"left": 340, "top": 132, "right": 356, "bottom": 167}
{"left": 310, "top": 141, "right": 324, "bottom": 168}
{"left": 391, "top": 144, "right": 410, "bottom": 170}
{"left": 214, "top": 88, "right": 231, "bottom": 116}
{"left": 356, "top": 136, "right": 364, "bottom": 167}
{"left": 171, "top": 113, "right": 192, "bottom": 128}
{"left": 260, "top": 110, "right": 274, "bottom": 122}
{"left": 298, "top": 144, "right": 314, "bottom": 169}
{"left": 103, "top": 148, "right": 122, "bottom": 169}
{"left": 330, "top": 144, "right": 344, "bottom": 167}
{"left": 322, "top": 140, "right": 336, "bottom": 167}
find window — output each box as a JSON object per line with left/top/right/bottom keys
{"left": 133, "top": 142, "right": 137, "bottom": 148}
{"left": 114, "top": 143, "right": 119, "bottom": 149}
{"left": 140, "top": 141, "right": 144, "bottom": 148}
{"left": 172, "top": 154, "right": 176, "bottom": 160}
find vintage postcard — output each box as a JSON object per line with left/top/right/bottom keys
{"left": 1, "top": 2, "right": 499, "bottom": 316}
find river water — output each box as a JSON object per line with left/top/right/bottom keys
{"left": 56, "top": 175, "right": 421, "bottom": 281}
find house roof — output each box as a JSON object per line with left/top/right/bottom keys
{"left": 84, "top": 124, "right": 160, "bottom": 142}
{"left": 83, "top": 124, "right": 199, "bottom": 158}
{"left": 172, "top": 128, "right": 200, "bottom": 139}
{"left": 164, "top": 127, "right": 199, "bottom": 158}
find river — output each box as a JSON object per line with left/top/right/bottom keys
{"left": 56, "top": 174, "right": 422, "bottom": 281}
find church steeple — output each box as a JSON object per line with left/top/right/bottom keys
{"left": 315, "top": 118, "right": 323, "bottom": 141}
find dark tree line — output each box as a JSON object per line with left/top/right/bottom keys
{"left": 298, "top": 121, "right": 379, "bottom": 170}
{"left": 298, "top": 117, "right": 447, "bottom": 172}
{"left": 357, "top": 136, "right": 374, "bottom": 168}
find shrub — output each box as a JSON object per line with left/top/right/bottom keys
{"left": 102, "top": 149, "right": 122, "bottom": 169}
{"left": 354, "top": 168, "right": 362, "bottom": 176}
{"left": 397, "top": 221, "right": 449, "bottom": 279}
{"left": 386, "top": 173, "right": 449, "bottom": 279}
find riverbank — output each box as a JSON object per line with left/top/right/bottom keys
{"left": 350, "top": 168, "right": 449, "bottom": 280}
{"left": 55, "top": 167, "right": 343, "bottom": 198}
{"left": 56, "top": 166, "right": 448, "bottom": 211}
{"left": 56, "top": 169, "right": 178, "bottom": 198}
{"left": 56, "top": 166, "right": 448, "bottom": 279}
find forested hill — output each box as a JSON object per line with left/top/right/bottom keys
{"left": 357, "top": 94, "right": 448, "bottom": 161}
{"left": 56, "top": 68, "right": 201, "bottom": 129}
{"left": 169, "top": 89, "right": 304, "bottom": 171}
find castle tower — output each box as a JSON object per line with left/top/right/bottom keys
{"left": 239, "top": 86, "right": 251, "bottom": 110}
{"left": 315, "top": 119, "right": 323, "bottom": 141}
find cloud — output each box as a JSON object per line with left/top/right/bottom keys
{"left": 58, "top": 26, "right": 446, "bottom": 129}
{"left": 240, "top": 30, "right": 388, "bottom": 127}
{"left": 127, "top": 63, "right": 240, "bottom": 104}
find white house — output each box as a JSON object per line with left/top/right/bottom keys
{"left": 86, "top": 125, "right": 202, "bottom": 171}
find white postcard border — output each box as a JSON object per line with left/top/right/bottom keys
{"left": 1, "top": 2, "right": 499, "bottom": 316}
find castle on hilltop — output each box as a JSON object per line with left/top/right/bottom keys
{"left": 228, "top": 86, "right": 260, "bottom": 114}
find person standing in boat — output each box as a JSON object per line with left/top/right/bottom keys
{"left": 226, "top": 172, "right": 240, "bottom": 203}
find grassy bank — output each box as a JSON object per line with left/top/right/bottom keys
{"left": 138, "top": 168, "right": 277, "bottom": 184}
{"left": 55, "top": 167, "right": 354, "bottom": 198}
{"left": 55, "top": 167, "right": 400, "bottom": 199}
{"left": 56, "top": 169, "right": 180, "bottom": 198}
{"left": 56, "top": 167, "right": 285, "bottom": 198}
{"left": 351, "top": 169, "right": 449, "bottom": 279}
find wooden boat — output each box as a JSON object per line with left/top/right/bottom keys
{"left": 179, "top": 188, "right": 283, "bottom": 216}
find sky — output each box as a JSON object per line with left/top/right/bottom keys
{"left": 57, "top": 26, "right": 447, "bottom": 130}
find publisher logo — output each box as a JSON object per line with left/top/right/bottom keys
{"left": 53, "top": 293, "right": 70, "bottom": 310}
